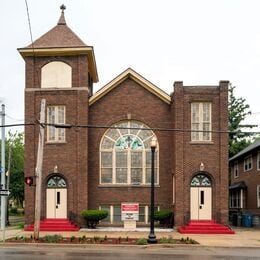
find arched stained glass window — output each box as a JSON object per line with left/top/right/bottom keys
{"left": 47, "top": 176, "right": 67, "bottom": 188}
{"left": 100, "top": 121, "right": 159, "bottom": 185}
{"left": 190, "top": 174, "right": 211, "bottom": 187}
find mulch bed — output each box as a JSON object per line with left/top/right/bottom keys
{"left": 5, "top": 235, "right": 198, "bottom": 245}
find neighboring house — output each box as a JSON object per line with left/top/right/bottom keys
{"left": 18, "top": 8, "right": 229, "bottom": 228}
{"left": 229, "top": 139, "right": 260, "bottom": 216}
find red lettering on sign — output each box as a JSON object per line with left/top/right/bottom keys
{"left": 121, "top": 203, "right": 139, "bottom": 212}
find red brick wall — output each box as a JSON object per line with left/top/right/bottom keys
{"left": 24, "top": 55, "right": 89, "bottom": 225}
{"left": 24, "top": 56, "right": 229, "bottom": 227}
{"left": 88, "top": 78, "right": 173, "bottom": 212}
{"left": 24, "top": 56, "right": 89, "bottom": 89}
{"left": 173, "top": 82, "right": 229, "bottom": 225}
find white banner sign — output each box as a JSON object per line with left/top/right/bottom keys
{"left": 121, "top": 203, "right": 139, "bottom": 221}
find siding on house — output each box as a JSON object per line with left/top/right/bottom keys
{"left": 229, "top": 139, "right": 260, "bottom": 215}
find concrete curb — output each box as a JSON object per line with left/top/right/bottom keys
{"left": 1, "top": 242, "right": 260, "bottom": 249}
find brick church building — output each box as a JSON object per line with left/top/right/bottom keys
{"left": 18, "top": 8, "right": 229, "bottom": 228}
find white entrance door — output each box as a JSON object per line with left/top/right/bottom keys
{"left": 190, "top": 187, "right": 212, "bottom": 220}
{"left": 46, "top": 188, "right": 67, "bottom": 218}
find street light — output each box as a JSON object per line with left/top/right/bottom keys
{"left": 148, "top": 136, "right": 157, "bottom": 244}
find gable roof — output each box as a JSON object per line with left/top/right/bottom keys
{"left": 89, "top": 68, "right": 171, "bottom": 105}
{"left": 229, "top": 139, "right": 260, "bottom": 162}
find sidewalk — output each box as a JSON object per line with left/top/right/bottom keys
{"left": 1, "top": 227, "right": 260, "bottom": 248}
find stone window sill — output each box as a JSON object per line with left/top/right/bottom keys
{"left": 98, "top": 184, "right": 160, "bottom": 188}
{"left": 189, "top": 141, "right": 214, "bottom": 145}
{"left": 46, "top": 141, "right": 67, "bottom": 145}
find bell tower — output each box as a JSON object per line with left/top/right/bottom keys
{"left": 18, "top": 6, "right": 98, "bottom": 225}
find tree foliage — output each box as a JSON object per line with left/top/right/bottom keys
{"left": 228, "top": 85, "right": 257, "bottom": 157}
{"left": 0, "top": 132, "right": 24, "bottom": 207}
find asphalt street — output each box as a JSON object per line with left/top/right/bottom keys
{"left": 0, "top": 245, "right": 260, "bottom": 260}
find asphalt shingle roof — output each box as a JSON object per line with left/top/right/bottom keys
{"left": 24, "top": 10, "right": 87, "bottom": 49}
{"left": 229, "top": 139, "right": 260, "bottom": 161}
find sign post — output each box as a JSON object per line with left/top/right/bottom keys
{"left": 0, "top": 190, "right": 10, "bottom": 196}
{"left": 1, "top": 104, "right": 6, "bottom": 232}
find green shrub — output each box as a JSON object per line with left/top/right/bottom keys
{"left": 154, "top": 209, "right": 172, "bottom": 221}
{"left": 18, "top": 223, "right": 24, "bottom": 229}
{"left": 93, "top": 236, "right": 100, "bottom": 242}
{"left": 136, "top": 238, "right": 148, "bottom": 245}
{"left": 42, "top": 235, "right": 63, "bottom": 243}
{"left": 70, "top": 236, "right": 76, "bottom": 242}
{"left": 9, "top": 207, "right": 18, "bottom": 215}
{"left": 154, "top": 209, "right": 173, "bottom": 227}
{"left": 180, "top": 237, "right": 197, "bottom": 244}
{"left": 81, "top": 209, "right": 108, "bottom": 228}
{"left": 159, "top": 236, "right": 176, "bottom": 244}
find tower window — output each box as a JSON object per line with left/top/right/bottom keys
{"left": 191, "top": 102, "right": 212, "bottom": 141}
{"left": 47, "top": 106, "right": 66, "bottom": 142}
{"left": 41, "top": 61, "right": 72, "bottom": 88}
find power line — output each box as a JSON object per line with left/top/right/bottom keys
{"left": 0, "top": 123, "right": 35, "bottom": 128}
{"left": 24, "top": 0, "right": 40, "bottom": 87}
{"left": 0, "top": 122, "right": 260, "bottom": 135}
{"left": 24, "top": 0, "right": 34, "bottom": 50}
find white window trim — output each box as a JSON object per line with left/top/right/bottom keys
{"left": 100, "top": 204, "right": 159, "bottom": 224}
{"left": 99, "top": 121, "right": 159, "bottom": 186}
{"left": 47, "top": 105, "right": 66, "bottom": 143}
{"left": 229, "top": 190, "right": 242, "bottom": 209}
{"left": 257, "top": 152, "right": 260, "bottom": 171}
{"left": 172, "top": 176, "right": 175, "bottom": 205}
{"left": 240, "top": 189, "right": 244, "bottom": 208}
{"left": 191, "top": 102, "right": 212, "bottom": 142}
{"left": 244, "top": 155, "right": 253, "bottom": 172}
{"left": 234, "top": 161, "right": 239, "bottom": 178}
{"left": 257, "top": 185, "right": 260, "bottom": 208}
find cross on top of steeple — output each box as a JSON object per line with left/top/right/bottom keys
{"left": 60, "top": 4, "right": 66, "bottom": 13}
{"left": 58, "top": 4, "right": 66, "bottom": 25}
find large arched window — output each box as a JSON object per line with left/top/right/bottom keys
{"left": 41, "top": 61, "right": 72, "bottom": 88}
{"left": 100, "top": 121, "right": 158, "bottom": 185}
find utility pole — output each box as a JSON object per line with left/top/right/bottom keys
{"left": 1, "top": 104, "right": 6, "bottom": 231}
{"left": 34, "top": 99, "right": 46, "bottom": 240}
{"left": 6, "top": 134, "right": 12, "bottom": 226}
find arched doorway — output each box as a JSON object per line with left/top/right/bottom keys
{"left": 46, "top": 175, "right": 67, "bottom": 218}
{"left": 190, "top": 174, "right": 212, "bottom": 220}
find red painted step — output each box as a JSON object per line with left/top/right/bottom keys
{"left": 24, "top": 218, "right": 80, "bottom": 231}
{"left": 178, "top": 220, "right": 235, "bottom": 234}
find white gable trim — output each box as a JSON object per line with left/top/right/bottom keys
{"left": 89, "top": 68, "right": 171, "bottom": 105}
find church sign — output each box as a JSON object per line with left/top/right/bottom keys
{"left": 121, "top": 203, "right": 139, "bottom": 221}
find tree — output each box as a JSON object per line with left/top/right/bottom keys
{"left": 228, "top": 85, "right": 257, "bottom": 157}
{"left": 1, "top": 132, "right": 24, "bottom": 208}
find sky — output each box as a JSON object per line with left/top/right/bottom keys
{"left": 1, "top": 0, "right": 260, "bottom": 132}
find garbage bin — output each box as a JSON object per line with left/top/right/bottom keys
{"left": 252, "top": 215, "right": 260, "bottom": 227}
{"left": 242, "top": 214, "right": 252, "bottom": 227}
{"left": 232, "top": 213, "right": 238, "bottom": 226}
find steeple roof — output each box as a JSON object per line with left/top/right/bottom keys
{"left": 25, "top": 5, "right": 87, "bottom": 48}
{"left": 18, "top": 5, "right": 98, "bottom": 83}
